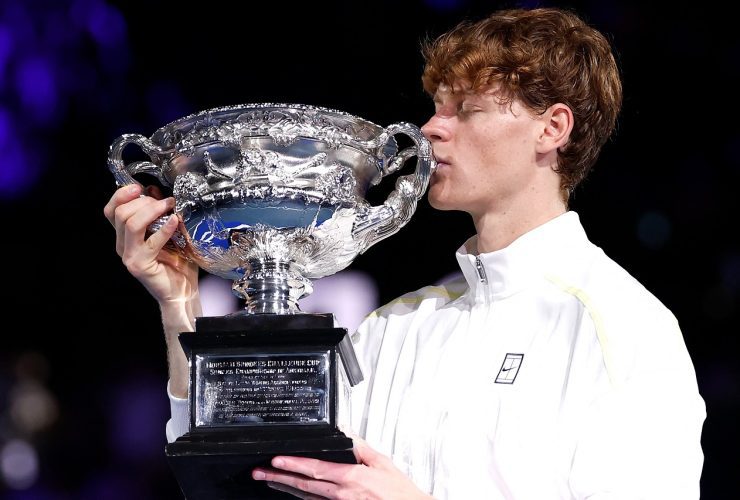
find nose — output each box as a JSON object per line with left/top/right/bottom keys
{"left": 421, "top": 115, "right": 450, "bottom": 143}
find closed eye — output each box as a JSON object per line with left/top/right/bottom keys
{"left": 459, "top": 104, "right": 482, "bottom": 116}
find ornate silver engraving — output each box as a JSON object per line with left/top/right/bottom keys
{"left": 107, "top": 103, "right": 435, "bottom": 314}
{"left": 316, "top": 165, "right": 356, "bottom": 204}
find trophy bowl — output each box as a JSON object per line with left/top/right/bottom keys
{"left": 108, "top": 103, "right": 434, "bottom": 314}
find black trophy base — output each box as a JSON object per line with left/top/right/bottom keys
{"left": 166, "top": 313, "right": 362, "bottom": 500}
{"left": 166, "top": 434, "right": 355, "bottom": 499}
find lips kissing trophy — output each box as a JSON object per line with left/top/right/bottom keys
{"left": 107, "top": 103, "right": 434, "bottom": 498}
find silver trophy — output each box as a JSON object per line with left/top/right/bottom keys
{"left": 108, "top": 103, "right": 433, "bottom": 314}
{"left": 107, "top": 103, "right": 434, "bottom": 499}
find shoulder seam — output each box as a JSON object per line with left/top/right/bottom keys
{"left": 545, "top": 273, "right": 618, "bottom": 388}
{"left": 365, "top": 285, "right": 465, "bottom": 320}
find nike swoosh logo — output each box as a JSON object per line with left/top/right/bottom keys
{"left": 501, "top": 366, "right": 517, "bottom": 372}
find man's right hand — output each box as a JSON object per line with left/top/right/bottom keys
{"left": 103, "top": 184, "right": 199, "bottom": 306}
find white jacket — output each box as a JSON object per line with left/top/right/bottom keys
{"left": 348, "top": 211, "right": 705, "bottom": 499}
{"left": 167, "top": 212, "right": 705, "bottom": 498}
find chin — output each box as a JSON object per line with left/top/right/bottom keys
{"left": 427, "top": 189, "right": 459, "bottom": 211}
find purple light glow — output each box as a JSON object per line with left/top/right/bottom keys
{"left": 1, "top": 3, "right": 34, "bottom": 47}
{"left": 199, "top": 274, "right": 240, "bottom": 317}
{"left": 0, "top": 144, "right": 35, "bottom": 198}
{"left": 423, "top": 0, "right": 466, "bottom": 12}
{"left": 79, "top": 470, "right": 140, "bottom": 500}
{"left": 0, "top": 108, "right": 11, "bottom": 148}
{"left": 15, "top": 56, "right": 59, "bottom": 124}
{"left": 42, "top": 9, "right": 82, "bottom": 48}
{"left": 0, "top": 108, "right": 39, "bottom": 199}
{"left": 0, "top": 486, "right": 57, "bottom": 500}
{"left": 299, "top": 270, "right": 379, "bottom": 333}
{"left": 516, "top": 0, "right": 542, "bottom": 9}
{"left": 109, "top": 377, "right": 169, "bottom": 463}
{"left": 0, "top": 0, "right": 136, "bottom": 196}
{"left": 0, "top": 25, "right": 13, "bottom": 85}
{"left": 146, "top": 81, "right": 190, "bottom": 127}
{"left": 85, "top": 1, "right": 127, "bottom": 48}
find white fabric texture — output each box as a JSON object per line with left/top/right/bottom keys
{"left": 349, "top": 211, "right": 705, "bottom": 499}
{"left": 166, "top": 380, "right": 189, "bottom": 444}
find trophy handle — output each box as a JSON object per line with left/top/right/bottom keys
{"left": 107, "top": 133, "right": 169, "bottom": 187}
{"left": 353, "top": 122, "right": 435, "bottom": 251}
{"left": 107, "top": 134, "right": 184, "bottom": 242}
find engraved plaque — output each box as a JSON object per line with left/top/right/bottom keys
{"left": 194, "top": 351, "right": 331, "bottom": 427}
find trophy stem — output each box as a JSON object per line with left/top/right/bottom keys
{"left": 233, "top": 259, "right": 309, "bottom": 315}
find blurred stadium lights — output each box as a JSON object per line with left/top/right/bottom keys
{"left": 0, "top": 0, "right": 130, "bottom": 199}
{"left": 0, "top": 352, "right": 58, "bottom": 492}
{"left": 0, "top": 439, "right": 39, "bottom": 490}
{"left": 199, "top": 271, "right": 379, "bottom": 334}
{"left": 299, "top": 270, "right": 379, "bottom": 334}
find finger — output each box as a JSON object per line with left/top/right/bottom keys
{"left": 252, "top": 467, "right": 337, "bottom": 499}
{"left": 104, "top": 184, "right": 142, "bottom": 226}
{"left": 112, "top": 196, "right": 169, "bottom": 256}
{"left": 121, "top": 203, "right": 176, "bottom": 260}
{"left": 143, "top": 214, "right": 179, "bottom": 255}
{"left": 266, "top": 481, "right": 326, "bottom": 500}
{"left": 271, "top": 456, "right": 354, "bottom": 483}
{"left": 112, "top": 196, "right": 158, "bottom": 256}
{"left": 352, "top": 437, "right": 387, "bottom": 468}
{"left": 116, "top": 196, "right": 174, "bottom": 238}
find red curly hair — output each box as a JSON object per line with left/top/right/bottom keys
{"left": 422, "top": 8, "right": 622, "bottom": 199}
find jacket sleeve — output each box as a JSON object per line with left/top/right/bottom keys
{"left": 165, "top": 380, "right": 189, "bottom": 443}
{"left": 568, "top": 311, "right": 706, "bottom": 499}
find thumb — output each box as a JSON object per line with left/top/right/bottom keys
{"left": 145, "top": 215, "right": 179, "bottom": 254}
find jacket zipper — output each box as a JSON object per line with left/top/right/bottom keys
{"left": 475, "top": 256, "right": 488, "bottom": 284}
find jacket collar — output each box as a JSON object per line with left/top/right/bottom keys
{"left": 455, "top": 211, "right": 591, "bottom": 302}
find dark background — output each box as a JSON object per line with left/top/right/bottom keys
{"left": 0, "top": 0, "right": 737, "bottom": 498}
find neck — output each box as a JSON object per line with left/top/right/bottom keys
{"left": 471, "top": 195, "right": 567, "bottom": 254}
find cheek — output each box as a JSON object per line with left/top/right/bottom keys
{"left": 454, "top": 132, "right": 484, "bottom": 167}
{"left": 468, "top": 124, "right": 531, "bottom": 172}
{"left": 458, "top": 136, "right": 498, "bottom": 182}
{"left": 459, "top": 124, "right": 502, "bottom": 161}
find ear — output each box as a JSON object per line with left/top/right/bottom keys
{"left": 535, "top": 103, "right": 573, "bottom": 154}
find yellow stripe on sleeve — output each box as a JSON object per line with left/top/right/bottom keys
{"left": 364, "top": 285, "right": 465, "bottom": 320}
{"left": 546, "top": 274, "right": 618, "bottom": 388}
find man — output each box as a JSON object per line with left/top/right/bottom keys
{"left": 105, "top": 7, "right": 705, "bottom": 499}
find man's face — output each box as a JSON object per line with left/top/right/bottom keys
{"left": 421, "top": 84, "right": 543, "bottom": 217}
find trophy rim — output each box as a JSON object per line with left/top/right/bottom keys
{"left": 151, "top": 102, "right": 387, "bottom": 147}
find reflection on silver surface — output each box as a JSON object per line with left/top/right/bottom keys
{"left": 108, "top": 103, "right": 434, "bottom": 314}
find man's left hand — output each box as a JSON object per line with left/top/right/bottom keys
{"left": 252, "top": 436, "right": 432, "bottom": 499}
